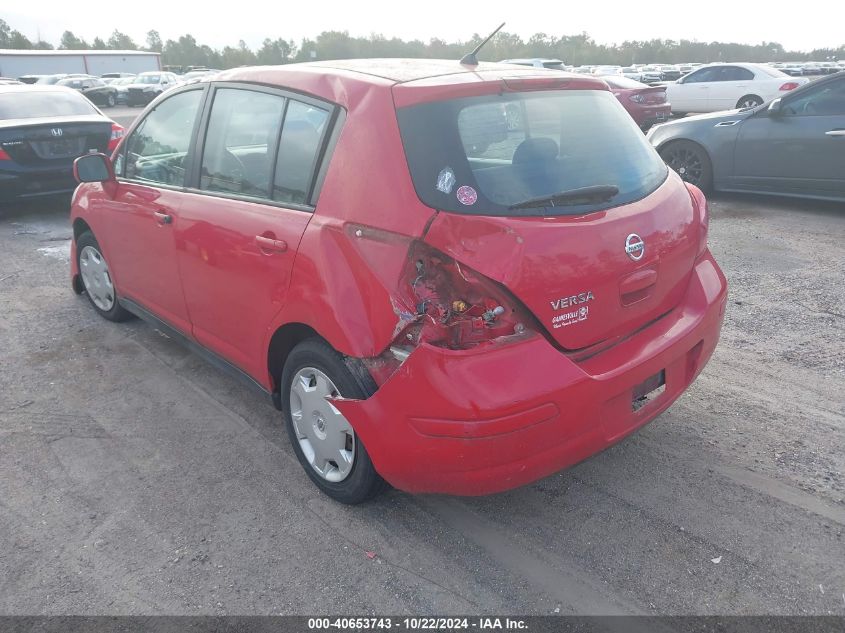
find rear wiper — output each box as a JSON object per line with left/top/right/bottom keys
{"left": 508, "top": 184, "right": 620, "bottom": 210}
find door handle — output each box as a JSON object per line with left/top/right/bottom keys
{"left": 255, "top": 235, "right": 288, "bottom": 253}
{"left": 153, "top": 211, "right": 172, "bottom": 225}
{"left": 825, "top": 130, "right": 845, "bottom": 137}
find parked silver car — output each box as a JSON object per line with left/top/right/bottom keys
{"left": 647, "top": 72, "right": 845, "bottom": 201}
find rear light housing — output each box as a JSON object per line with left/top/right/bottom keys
{"left": 779, "top": 82, "right": 800, "bottom": 91}
{"left": 0, "top": 147, "right": 11, "bottom": 161}
{"left": 108, "top": 122, "right": 125, "bottom": 152}
{"left": 362, "top": 242, "right": 536, "bottom": 385}
{"left": 629, "top": 94, "right": 645, "bottom": 104}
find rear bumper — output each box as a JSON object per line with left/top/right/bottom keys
{"left": 0, "top": 166, "right": 76, "bottom": 201}
{"left": 336, "top": 251, "right": 728, "bottom": 496}
{"left": 634, "top": 105, "right": 672, "bottom": 128}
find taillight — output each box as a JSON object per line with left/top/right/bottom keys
{"left": 108, "top": 122, "right": 125, "bottom": 152}
{"left": 363, "top": 242, "right": 535, "bottom": 384}
{"left": 779, "top": 82, "right": 800, "bottom": 91}
{"left": 629, "top": 94, "right": 645, "bottom": 104}
{"left": 0, "top": 147, "right": 11, "bottom": 161}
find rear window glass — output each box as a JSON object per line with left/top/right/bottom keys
{"left": 604, "top": 76, "right": 647, "bottom": 89}
{"left": 0, "top": 91, "right": 97, "bottom": 118}
{"left": 397, "top": 90, "right": 667, "bottom": 216}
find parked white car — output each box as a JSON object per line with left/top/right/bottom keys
{"left": 665, "top": 62, "right": 809, "bottom": 114}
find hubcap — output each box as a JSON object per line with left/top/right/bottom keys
{"left": 79, "top": 245, "right": 115, "bottom": 311}
{"left": 289, "top": 367, "right": 355, "bottom": 482}
{"left": 664, "top": 148, "right": 703, "bottom": 185}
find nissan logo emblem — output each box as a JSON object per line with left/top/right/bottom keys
{"left": 51, "top": 128, "right": 63, "bottom": 137}
{"left": 625, "top": 233, "right": 645, "bottom": 261}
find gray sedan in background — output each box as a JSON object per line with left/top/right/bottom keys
{"left": 647, "top": 72, "right": 845, "bottom": 201}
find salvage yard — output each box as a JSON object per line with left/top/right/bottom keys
{"left": 0, "top": 189, "right": 841, "bottom": 615}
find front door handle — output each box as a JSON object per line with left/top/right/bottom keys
{"left": 153, "top": 211, "right": 172, "bottom": 225}
{"left": 255, "top": 235, "right": 288, "bottom": 253}
{"left": 825, "top": 129, "right": 845, "bottom": 137}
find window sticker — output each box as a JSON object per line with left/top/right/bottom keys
{"left": 456, "top": 185, "right": 478, "bottom": 206}
{"left": 436, "top": 167, "right": 456, "bottom": 194}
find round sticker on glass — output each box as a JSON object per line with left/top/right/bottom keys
{"left": 456, "top": 185, "right": 478, "bottom": 206}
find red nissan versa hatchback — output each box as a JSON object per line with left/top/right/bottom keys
{"left": 70, "top": 60, "right": 728, "bottom": 504}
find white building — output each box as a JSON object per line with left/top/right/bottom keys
{"left": 0, "top": 50, "right": 161, "bottom": 77}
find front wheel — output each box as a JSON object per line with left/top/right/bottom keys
{"left": 281, "top": 339, "right": 387, "bottom": 504}
{"left": 106, "top": 93, "right": 116, "bottom": 107}
{"left": 76, "top": 231, "right": 133, "bottom": 322}
{"left": 659, "top": 140, "right": 713, "bottom": 193}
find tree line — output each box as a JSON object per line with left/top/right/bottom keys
{"left": 1, "top": 19, "right": 842, "bottom": 69}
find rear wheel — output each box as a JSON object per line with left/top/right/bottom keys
{"left": 659, "top": 140, "right": 713, "bottom": 193}
{"left": 736, "top": 94, "right": 763, "bottom": 109}
{"left": 281, "top": 339, "right": 387, "bottom": 504}
{"left": 106, "top": 93, "right": 116, "bottom": 107}
{"left": 76, "top": 231, "right": 133, "bottom": 322}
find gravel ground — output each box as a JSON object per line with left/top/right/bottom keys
{"left": 0, "top": 192, "right": 842, "bottom": 616}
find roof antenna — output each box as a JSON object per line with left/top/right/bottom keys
{"left": 459, "top": 22, "right": 506, "bottom": 67}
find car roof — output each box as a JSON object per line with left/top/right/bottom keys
{"left": 213, "top": 59, "right": 608, "bottom": 109}
{"left": 219, "top": 59, "right": 591, "bottom": 85}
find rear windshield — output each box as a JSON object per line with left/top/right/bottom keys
{"left": 0, "top": 91, "right": 97, "bottom": 118}
{"left": 603, "top": 76, "right": 648, "bottom": 89}
{"left": 397, "top": 90, "right": 667, "bottom": 216}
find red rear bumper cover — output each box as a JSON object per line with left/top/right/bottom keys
{"left": 339, "top": 251, "right": 726, "bottom": 496}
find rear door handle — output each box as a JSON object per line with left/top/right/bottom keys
{"left": 153, "top": 211, "right": 172, "bottom": 225}
{"left": 255, "top": 235, "right": 287, "bottom": 253}
{"left": 825, "top": 129, "right": 845, "bottom": 137}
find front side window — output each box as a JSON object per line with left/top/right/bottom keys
{"left": 397, "top": 89, "right": 667, "bottom": 216}
{"left": 123, "top": 89, "right": 203, "bottom": 185}
{"left": 200, "top": 88, "right": 286, "bottom": 199}
{"left": 720, "top": 67, "right": 754, "bottom": 81}
{"left": 683, "top": 68, "right": 719, "bottom": 84}
{"left": 784, "top": 80, "right": 845, "bottom": 116}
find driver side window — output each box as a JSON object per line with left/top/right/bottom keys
{"left": 123, "top": 89, "right": 203, "bottom": 185}
{"left": 783, "top": 81, "right": 845, "bottom": 117}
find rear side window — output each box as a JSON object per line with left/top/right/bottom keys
{"left": 0, "top": 91, "right": 96, "bottom": 118}
{"left": 200, "top": 88, "right": 286, "bottom": 199}
{"left": 397, "top": 90, "right": 667, "bottom": 216}
{"left": 123, "top": 89, "right": 203, "bottom": 185}
{"left": 273, "top": 100, "right": 330, "bottom": 205}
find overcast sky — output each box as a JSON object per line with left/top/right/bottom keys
{"left": 3, "top": 1, "right": 839, "bottom": 52}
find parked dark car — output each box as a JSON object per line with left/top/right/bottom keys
{"left": 602, "top": 75, "right": 671, "bottom": 129}
{"left": 125, "top": 71, "right": 179, "bottom": 106}
{"left": 108, "top": 76, "right": 136, "bottom": 104}
{"left": 648, "top": 72, "right": 845, "bottom": 201}
{"left": 57, "top": 77, "right": 118, "bottom": 108}
{"left": 0, "top": 85, "right": 124, "bottom": 203}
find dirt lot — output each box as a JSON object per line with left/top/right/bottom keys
{"left": 0, "top": 193, "right": 843, "bottom": 616}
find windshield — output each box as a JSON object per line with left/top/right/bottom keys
{"left": 136, "top": 74, "right": 162, "bottom": 84}
{"left": 35, "top": 75, "right": 65, "bottom": 85}
{"left": 113, "top": 77, "right": 135, "bottom": 86}
{"left": 397, "top": 89, "right": 667, "bottom": 216}
{"left": 0, "top": 91, "right": 98, "bottom": 118}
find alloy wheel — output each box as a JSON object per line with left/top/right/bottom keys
{"left": 663, "top": 146, "right": 704, "bottom": 186}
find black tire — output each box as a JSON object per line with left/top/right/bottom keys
{"left": 75, "top": 231, "right": 134, "bottom": 322}
{"left": 106, "top": 93, "right": 116, "bottom": 107}
{"left": 659, "top": 139, "right": 713, "bottom": 193}
{"left": 281, "top": 338, "right": 387, "bottom": 504}
{"left": 736, "top": 94, "right": 763, "bottom": 109}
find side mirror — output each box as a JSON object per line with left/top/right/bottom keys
{"left": 74, "top": 153, "right": 114, "bottom": 183}
{"left": 768, "top": 98, "right": 783, "bottom": 116}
